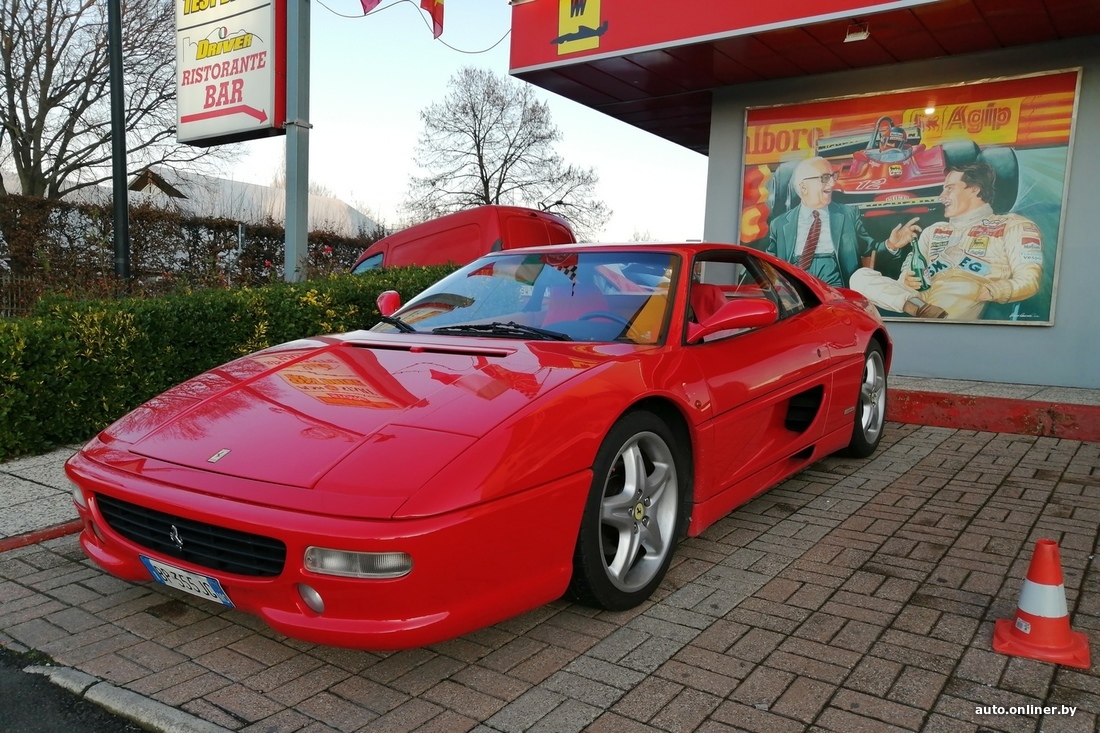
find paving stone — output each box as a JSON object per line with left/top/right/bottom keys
{"left": 649, "top": 688, "right": 721, "bottom": 733}
{"left": 729, "top": 664, "right": 794, "bottom": 707}
{"left": 484, "top": 688, "right": 566, "bottom": 733}
{"left": 294, "top": 690, "right": 381, "bottom": 732}
{"left": 846, "top": 655, "right": 902, "bottom": 696}
{"left": 654, "top": 659, "right": 740, "bottom": 698}
{"left": 610, "top": 675, "right": 683, "bottom": 723}
{"left": 264, "top": 664, "right": 353, "bottom": 707}
{"left": 356, "top": 698, "right": 443, "bottom": 733}
{"left": 770, "top": 674, "right": 835, "bottom": 723}
{"left": 831, "top": 688, "right": 925, "bottom": 730}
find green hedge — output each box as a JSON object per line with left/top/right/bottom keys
{"left": 0, "top": 266, "right": 456, "bottom": 461}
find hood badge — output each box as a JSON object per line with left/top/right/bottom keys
{"left": 169, "top": 525, "right": 184, "bottom": 551}
{"left": 208, "top": 449, "right": 231, "bottom": 463}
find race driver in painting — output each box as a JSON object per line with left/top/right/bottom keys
{"left": 850, "top": 161, "right": 1043, "bottom": 320}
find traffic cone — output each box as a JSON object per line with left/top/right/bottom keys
{"left": 993, "top": 539, "right": 1090, "bottom": 669}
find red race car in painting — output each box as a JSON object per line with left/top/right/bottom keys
{"left": 66, "top": 243, "right": 890, "bottom": 649}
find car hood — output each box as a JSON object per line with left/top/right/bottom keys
{"left": 109, "top": 333, "right": 622, "bottom": 492}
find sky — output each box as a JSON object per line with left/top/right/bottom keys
{"left": 229, "top": 0, "right": 709, "bottom": 242}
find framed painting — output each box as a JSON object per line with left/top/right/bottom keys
{"left": 739, "top": 70, "right": 1080, "bottom": 324}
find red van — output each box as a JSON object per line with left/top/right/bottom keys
{"left": 351, "top": 205, "right": 576, "bottom": 273}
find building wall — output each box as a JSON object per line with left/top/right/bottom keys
{"left": 703, "top": 37, "right": 1098, "bottom": 389}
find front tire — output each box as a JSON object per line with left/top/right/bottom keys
{"left": 568, "top": 411, "right": 686, "bottom": 610}
{"left": 841, "top": 342, "right": 887, "bottom": 458}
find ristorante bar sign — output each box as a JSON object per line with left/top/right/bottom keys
{"left": 176, "top": 0, "right": 287, "bottom": 146}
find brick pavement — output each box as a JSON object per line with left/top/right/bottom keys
{"left": 1, "top": 423, "right": 1097, "bottom": 733}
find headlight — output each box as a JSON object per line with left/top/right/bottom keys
{"left": 71, "top": 482, "right": 87, "bottom": 509}
{"left": 303, "top": 547, "right": 412, "bottom": 579}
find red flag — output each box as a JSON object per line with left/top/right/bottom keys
{"left": 359, "top": 0, "right": 381, "bottom": 13}
{"left": 421, "top": 0, "right": 443, "bottom": 38}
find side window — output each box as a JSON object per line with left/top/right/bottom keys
{"left": 691, "top": 257, "right": 775, "bottom": 311}
{"left": 352, "top": 253, "right": 383, "bottom": 274}
{"left": 688, "top": 254, "right": 777, "bottom": 342}
{"left": 754, "top": 259, "right": 818, "bottom": 317}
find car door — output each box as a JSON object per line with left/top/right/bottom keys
{"left": 687, "top": 253, "right": 837, "bottom": 503}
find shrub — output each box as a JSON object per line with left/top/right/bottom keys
{"left": 0, "top": 194, "right": 388, "bottom": 317}
{"left": 0, "top": 266, "right": 455, "bottom": 461}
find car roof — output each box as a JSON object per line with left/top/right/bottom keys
{"left": 494, "top": 241, "right": 742, "bottom": 256}
{"left": 486, "top": 241, "right": 839, "bottom": 303}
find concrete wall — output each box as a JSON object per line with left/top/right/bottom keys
{"left": 704, "top": 37, "right": 1098, "bottom": 389}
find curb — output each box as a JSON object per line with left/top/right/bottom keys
{"left": 888, "top": 389, "right": 1100, "bottom": 442}
{"left": 26, "top": 665, "right": 232, "bottom": 733}
{"left": 0, "top": 519, "right": 83, "bottom": 553}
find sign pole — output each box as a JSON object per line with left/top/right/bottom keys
{"left": 284, "top": 0, "right": 310, "bottom": 282}
{"left": 108, "top": 0, "right": 131, "bottom": 279}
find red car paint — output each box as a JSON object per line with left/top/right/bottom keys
{"left": 66, "top": 243, "right": 890, "bottom": 649}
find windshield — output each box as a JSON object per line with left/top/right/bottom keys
{"left": 372, "top": 251, "right": 678, "bottom": 345}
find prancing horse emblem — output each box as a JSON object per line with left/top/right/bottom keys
{"left": 208, "top": 449, "right": 231, "bottom": 463}
{"left": 169, "top": 525, "right": 184, "bottom": 551}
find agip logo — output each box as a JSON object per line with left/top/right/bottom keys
{"left": 552, "top": 0, "right": 607, "bottom": 56}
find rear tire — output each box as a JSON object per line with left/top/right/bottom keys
{"left": 840, "top": 342, "right": 887, "bottom": 458}
{"left": 568, "top": 411, "right": 686, "bottom": 610}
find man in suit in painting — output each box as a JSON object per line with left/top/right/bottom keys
{"left": 766, "top": 156, "right": 935, "bottom": 311}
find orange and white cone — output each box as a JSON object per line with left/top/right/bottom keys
{"left": 993, "top": 539, "right": 1090, "bottom": 669}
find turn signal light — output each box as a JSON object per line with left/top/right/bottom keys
{"left": 303, "top": 547, "right": 412, "bottom": 579}
{"left": 71, "top": 482, "right": 88, "bottom": 509}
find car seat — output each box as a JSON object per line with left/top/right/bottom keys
{"left": 690, "top": 283, "right": 727, "bottom": 323}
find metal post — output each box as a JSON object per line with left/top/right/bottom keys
{"left": 237, "top": 222, "right": 246, "bottom": 286}
{"left": 284, "top": 0, "right": 310, "bottom": 282}
{"left": 107, "top": 0, "right": 130, "bottom": 279}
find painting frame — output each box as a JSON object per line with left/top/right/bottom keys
{"left": 738, "top": 69, "right": 1081, "bottom": 326}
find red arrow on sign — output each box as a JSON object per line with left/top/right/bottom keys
{"left": 181, "top": 106, "right": 268, "bottom": 124}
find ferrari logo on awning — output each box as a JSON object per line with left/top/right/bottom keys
{"left": 552, "top": 0, "right": 606, "bottom": 55}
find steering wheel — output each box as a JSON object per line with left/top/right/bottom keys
{"left": 579, "top": 311, "right": 631, "bottom": 327}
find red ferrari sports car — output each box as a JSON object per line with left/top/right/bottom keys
{"left": 66, "top": 243, "right": 891, "bottom": 649}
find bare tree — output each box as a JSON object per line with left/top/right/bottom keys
{"left": 404, "top": 66, "right": 610, "bottom": 240}
{"left": 269, "top": 166, "right": 335, "bottom": 198}
{"left": 0, "top": 0, "right": 233, "bottom": 199}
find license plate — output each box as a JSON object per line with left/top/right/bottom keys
{"left": 140, "top": 556, "right": 234, "bottom": 607}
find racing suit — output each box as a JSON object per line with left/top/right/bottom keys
{"left": 849, "top": 204, "right": 1043, "bottom": 320}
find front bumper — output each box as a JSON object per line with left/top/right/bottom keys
{"left": 67, "top": 450, "right": 589, "bottom": 650}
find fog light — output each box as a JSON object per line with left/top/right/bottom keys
{"left": 71, "top": 482, "right": 87, "bottom": 509}
{"left": 298, "top": 583, "right": 325, "bottom": 613}
{"left": 303, "top": 547, "right": 412, "bottom": 579}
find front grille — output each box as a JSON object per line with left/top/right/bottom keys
{"left": 96, "top": 494, "right": 286, "bottom": 578}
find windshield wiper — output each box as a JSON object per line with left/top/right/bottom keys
{"left": 431, "top": 321, "right": 570, "bottom": 341}
{"left": 377, "top": 314, "right": 417, "bottom": 333}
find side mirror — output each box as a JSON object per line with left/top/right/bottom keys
{"left": 376, "top": 290, "right": 401, "bottom": 316}
{"left": 687, "top": 298, "right": 778, "bottom": 344}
